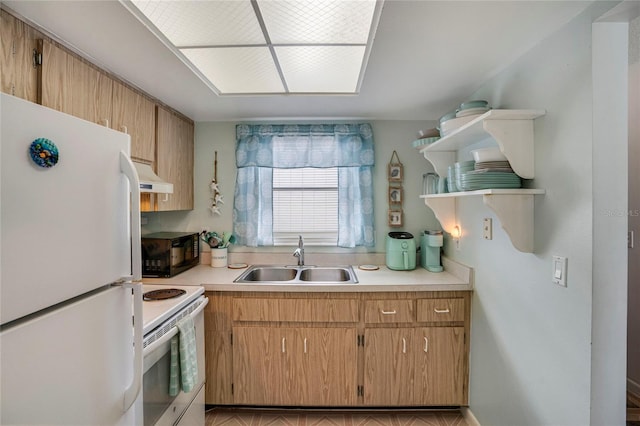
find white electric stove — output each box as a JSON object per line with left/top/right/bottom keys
{"left": 141, "top": 284, "right": 205, "bottom": 335}
{"left": 140, "top": 284, "right": 207, "bottom": 426}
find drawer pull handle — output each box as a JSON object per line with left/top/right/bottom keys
{"left": 381, "top": 310, "right": 397, "bottom": 315}
{"left": 434, "top": 308, "right": 450, "bottom": 314}
{"left": 282, "top": 337, "right": 286, "bottom": 353}
{"left": 424, "top": 337, "right": 429, "bottom": 353}
{"left": 402, "top": 337, "right": 407, "bottom": 354}
{"left": 304, "top": 337, "right": 308, "bottom": 354}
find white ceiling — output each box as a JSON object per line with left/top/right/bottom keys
{"left": 3, "top": 0, "right": 593, "bottom": 122}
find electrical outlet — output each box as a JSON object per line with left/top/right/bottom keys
{"left": 483, "top": 218, "right": 492, "bottom": 240}
{"left": 452, "top": 225, "right": 461, "bottom": 251}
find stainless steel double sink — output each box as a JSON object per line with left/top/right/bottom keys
{"left": 234, "top": 265, "right": 358, "bottom": 284}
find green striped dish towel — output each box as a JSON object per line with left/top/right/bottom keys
{"left": 169, "top": 316, "right": 198, "bottom": 396}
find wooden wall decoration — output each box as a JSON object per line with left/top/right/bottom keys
{"left": 388, "top": 150, "right": 403, "bottom": 227}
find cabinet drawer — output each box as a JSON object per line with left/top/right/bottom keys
{"left": 417, "top": 298, "right": 465, "bottom": 322}
{"left": 364, "top": 300, "right": 414, "bottom": 323}
{"left": 233, "top": 298, "right": 358, "bottom": 323}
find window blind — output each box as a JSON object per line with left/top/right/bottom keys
{"left": 273, "top": 167, "right": 338, "bottom": 245}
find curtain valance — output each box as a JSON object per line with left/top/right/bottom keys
{"left": 235, "top": 123, "right": 374, "bottom": 168}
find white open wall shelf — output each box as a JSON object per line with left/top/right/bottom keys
{"left": 418, "top": 109, "right": 546, "bottom": 253}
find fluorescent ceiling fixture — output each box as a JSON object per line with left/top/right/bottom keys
{"left": 124, "top": 0, "right": 383, "bottom": 95}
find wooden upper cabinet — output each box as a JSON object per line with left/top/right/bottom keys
{"left": 156, "top": 106, "right": 194, "bottom": 211}
{"left": 37, "top": 40, "right": 112, "bottom": 125}
{"left": 111, "top": 81, "right": 155, "bottom": 163}
{"left": 1, "top": 10, "right": 39, "bottom": 103}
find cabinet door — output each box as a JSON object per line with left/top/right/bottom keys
{"left": 1, "top": 10, "right": 39, "bottom": 102}
{"left": 363, "top": 328, "right": 415, "bottom": 405}
{"left": 232, "top": 326, "right": 294, "bottom": 405}
{"left": 414, "top": 327, "right": 465, "bottom": 405}
{"left": 156, "top": 106, "right": 194, "bottom": 211}
{"left": 297, "top": 328, "right": 358, "bottom": 406}
{"left": 38, "top": 40, "right": 112, "bottom": 125}
{"left": 112, "top": 81, "right": 155, "bottom": 163}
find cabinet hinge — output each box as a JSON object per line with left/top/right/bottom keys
{"left": 32, "top": 49, "right": 42, "bottom": 68}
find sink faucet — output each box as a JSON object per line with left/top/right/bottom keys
{"left": 293, "top": 235, "right": 305, "bottom": 266}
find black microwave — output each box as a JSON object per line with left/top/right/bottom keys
{"left": 141, "top": 232, "right": 200, "bottom": 278}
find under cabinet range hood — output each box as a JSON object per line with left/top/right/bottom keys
{"left": 133, "top": 162, "right": 173, "bottom": 194}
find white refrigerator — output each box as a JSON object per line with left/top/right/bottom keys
{"left": 0, "top": 93, "right": 144, "bottom": 425}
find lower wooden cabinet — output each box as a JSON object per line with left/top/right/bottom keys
{"left": 363, "top": 327, "right": 465, "bottom": 406}
{"left": 233, "top": 326, "right": 357, "bottom": 406}
{"left": 363, "top": 327, "right": 416, "bottom": 405}
{"left": 204, "top": 291, "right": 470, "bottom": 407}
{"left": 415, "top": 326, "right": 465, "bottom": 405}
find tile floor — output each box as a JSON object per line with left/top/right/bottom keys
{"left": 205, "top": 408, "right": 468, "bottom": 426}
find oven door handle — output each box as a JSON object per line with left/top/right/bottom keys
{"left": 142, "top": 297, "right": 209, "bottom": 358}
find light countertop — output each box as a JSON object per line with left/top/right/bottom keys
{"left": 142, "top": 257, "right": 473, "bottom": 292}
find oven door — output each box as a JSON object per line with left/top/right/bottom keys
{"left": 142, "top": 296, "right": 208, "bottom": 426}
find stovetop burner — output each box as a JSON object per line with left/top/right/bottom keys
{"left": 143, "top": 288, "right": 186, "bottom": 301}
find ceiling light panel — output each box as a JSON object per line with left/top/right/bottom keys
{"left": 275, "top": 45, "right": 365, "bottom": 93}
{"left": 125, "top": 0, "right": 383, "bottom": 94}
{"left": 258, "top": 0, "right": 377, "bottom": 44}
{"left": 181, "top": 47, "right": 284, "bottom": 93}
{"left": 131, "top": 1, "right": 265, "bottom": 46}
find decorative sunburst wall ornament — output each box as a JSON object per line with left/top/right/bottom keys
{"left": 210, "top": 150, "right": 223, "bottom": 215}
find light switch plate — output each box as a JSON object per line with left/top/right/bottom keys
{"left": 552, "top": 256, "right": 568, "bottom": 287}
{"left": 483, "top": 218, "right": 492, "bottom": 240}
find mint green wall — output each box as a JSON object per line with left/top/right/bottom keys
{"left": 443, "top": 3, "right": 619, "bottom": 425}
{"left": 142, "top": 120, "right": 441, "bottom": 253}
{"left": 628, "top": 13, "right": 640, "bottom": 398}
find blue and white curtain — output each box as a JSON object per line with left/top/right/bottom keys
{"left": 233, "top": 124, "right": 375, "bottom": 247}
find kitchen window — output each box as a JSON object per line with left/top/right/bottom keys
{"left": 273, "top": 167, "right": 338, "bottom": 246}
{"left": 233, "top": 124, "right": 375, "bottom": 248}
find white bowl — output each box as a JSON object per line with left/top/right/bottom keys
{"left": 471, "top": 147, "right": 507, "bottom": 163}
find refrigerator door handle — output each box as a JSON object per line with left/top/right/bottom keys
{"left": 122, "top": 281, "right": 143, "bottom": 412}
{"left": 119, "top": 152, "right": 143, "bottom": 411}
{"left": 119, "top": 151, "right": 142, "bottom": 282}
